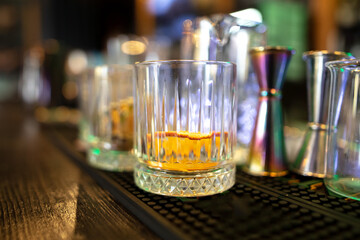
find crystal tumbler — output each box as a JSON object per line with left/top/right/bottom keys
{"left": 88, "top": 64, "right": 136, "bottom": 171}
{"left": 325, "top": 59, "right": 360, "bottom": 200}
{"left": 134, "top": 60, "right": 237, "bottom": 197}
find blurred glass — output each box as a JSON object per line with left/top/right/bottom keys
{"left": 19, "top": 46, "right": 49, "bottom": 106}
{"left": 325, "top": 59, "right": 360, "bottom": 200}
{"left": 144, "top": 36, "right": 172, "bottom": 61}
{"left": 180, "top": 13, "right": 267, "bottom": 164}
{"left": 77, "top": 67, "right": 95, "bottom": 146}
{"left": 134, "top": 60, "right": 236, "bottom": 197}
{"left": 88, "top": 64, "right": 136, "bottom": 171}
{"left": 106, "top": 34, "right": 172, "bottom": 65}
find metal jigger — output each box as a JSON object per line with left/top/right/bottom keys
{"left": 245, "top": 46, "right": 295, "bottom": 177}
{"left": 292, "top": 51, "right": 352, "bottom": 178}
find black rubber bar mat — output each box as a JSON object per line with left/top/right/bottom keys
{"left": 45, "top": 125, "right": 360, "bottom": 240}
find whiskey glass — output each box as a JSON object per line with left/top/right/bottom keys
{"left": 134, "top": 60, "right": 236, "bottom": 197}
{"left": 87, "top": 64, "right": 136, "bottom": 171}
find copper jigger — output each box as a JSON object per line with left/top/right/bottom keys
{"left": 292, "top": 51, "right": 352, "bottom": 178}
{"left": 245, "top": 46, "right": 295, "bottom": 177}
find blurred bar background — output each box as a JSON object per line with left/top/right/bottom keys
{"left": 1, "top": 0, "right": 359, "bottom": 125}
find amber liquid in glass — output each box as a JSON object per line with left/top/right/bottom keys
{"left": 146, "top": 131, "right": 228, "bottom": 171}
{"left": 110, "top": 97, "right": 134, "bottom": 151}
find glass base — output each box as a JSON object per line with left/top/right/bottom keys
{"left": 88, "top": 148, "right": 136, "bottom": 172}
{"left": 325, "top": 178, "right": 360, "bottom": 201}
{"left": 134, "top": 163, "right": 236, "bottom": 197}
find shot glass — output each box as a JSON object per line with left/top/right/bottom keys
{"left": 87, "top": 64, "right": 136, "bottom": 171}
{"left": 134, "top": 60, "right": 237, "bottom": 197}
{"left": 325, "top": 59, "right": 360, "bottom": 200}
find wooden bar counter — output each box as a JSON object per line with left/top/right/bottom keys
{"left": 3, "top": 101, "right": 360, "bottom": 240}
{"left": 0, "top": 102, "right": 159, "bottom": 239}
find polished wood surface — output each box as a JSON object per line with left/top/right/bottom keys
{"left": 0, "top": 102, "right": 159, "bottom": 239}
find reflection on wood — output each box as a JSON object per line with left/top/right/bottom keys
{"left": 0, "top": 102, "right": 159, "bottom": 240}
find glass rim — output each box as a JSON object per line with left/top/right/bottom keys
{"left": 303, "top": 50, "right": 352, "bottom": 58}
{"left": 325, "top": 58, "right": 360, "bottom": 68}
{"left": 135, "top": 59, "right": 235, "bottom": 67}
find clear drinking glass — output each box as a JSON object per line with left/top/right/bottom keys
{"left": 325, "top": 59, "right": 360, "bottom": 200}
{"left": 134, "top": 60, "right": 237, "bottom": 197}
{"left": 77, "top": 67, "right": 95, "bottom": 146}
{"left": 180, "top": 14, "right": 267, "bottom": 165}
{"left": 88, "top": 64, "right": 136, "bottom": 171}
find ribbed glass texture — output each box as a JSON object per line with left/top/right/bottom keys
{"left": 135, "top": 60, "right": 236, "bottom": 172}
